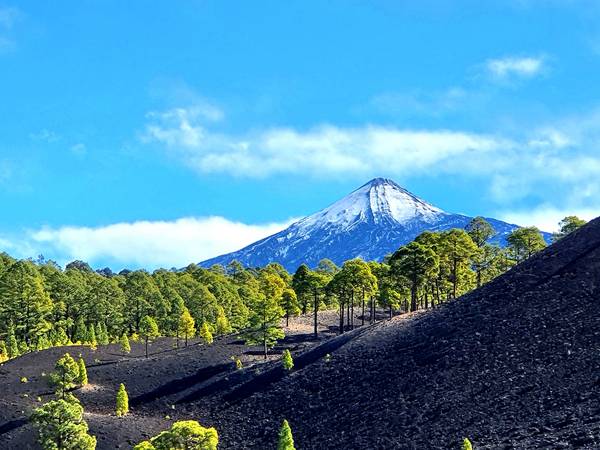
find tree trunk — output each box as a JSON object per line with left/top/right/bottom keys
{"left": 453, "top": 258, "right": 458, "bottom": 299}
{"left": 346, "top": 301, "right": 350, "bottom": 330}
{"left": 263, "top": 332, "right": 267, "bottom": 360}
{"left": 313, "top": 290, "right": 318, "bottom": 339}
{"left": 389, "top": 305, "right": 392, "bottom": 319}
{"left": 410, "top": 283, "right": 417, "bottom": 312}
{"left": 351, "top": 291, "right": 355, "bottom": 329}
{"left": 339, "top": 301, "right": 344, "bottom": 334}
{"left": 184, "top": 333, "right": 188, "bottom": 347}
{"left": 361, "top": 291, "right": 365, "bottom": 326}
{"left": 145, "top": 337, "right": 149, "bottom": 358}
{"left": 286, "top": 311, "right": 289, "bottom": 327}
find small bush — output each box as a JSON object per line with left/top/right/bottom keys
{"left": 463, "top": 438, "right": 473, "bottom": 450}
{"left": 133, "top": 420, "right": 218, "bottom": 450}
{"left": 77, "top": 358, "right": 88, "bottom": 386}
{"left": 278, "top": 419, "right": 295, "bottom": 450}
{"left": 231, "top": 356, "right": 243, "bottom": 370}
{"left": 281, "top": 350, "right": 294, "bottom": 371}
{"left": 116, "top": 383, "right": 129, "bottom": 417}
{"left": 20, "top": 376, "right": 28, "bottom": 383}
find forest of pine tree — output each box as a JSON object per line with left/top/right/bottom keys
{"left": 0, "top": 217, "right": 575, "bottom": 362}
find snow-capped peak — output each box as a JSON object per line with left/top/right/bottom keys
{"left": 296, "top": 177, "right": 446, "bottom": 231}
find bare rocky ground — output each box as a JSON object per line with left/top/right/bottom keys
{"left": 0, "top": 310, "right": 346, "bottom": 448}
{"left": 2, "top": 218, "right": 600, "bottom": 449}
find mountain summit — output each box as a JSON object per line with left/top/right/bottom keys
{"left": 299, "top": 177, "right": 446, "bottom": 229}
{"left": 201, "top": 178, "right": 531, "bottom": 270}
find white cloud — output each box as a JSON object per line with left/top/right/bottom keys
{"left": 499, "top": 206, "right": 599, "bottom": 232}
{"left": 142, "top": 107, "right": 511, "bottom": 178}
{"left": 485, "top": 56, "right": 546, "bottom": 80}
{"left": 22, "top": 216, "right": 295, "bottom": 270}
{"left": 141, "top": 103, "right": 600, "bottom": 205}
{"left": 140, "top": 102, "right": 600, "bottom": 231}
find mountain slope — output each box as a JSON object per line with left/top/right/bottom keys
{"left": 201, "top": 178, "right": 543, "bottom": 271}
{"left": 209, "top": 215, "right": 600, "bottom": 448}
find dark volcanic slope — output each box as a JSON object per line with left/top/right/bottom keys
{"left": 209, "top": 217, "right": 600, "bottom": 449}
{"left": 2, "top": 219, "right": 599, "bottom": 449}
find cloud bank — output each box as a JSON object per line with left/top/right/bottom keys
{"left": 11, "top": 216, "right": 295, "bottom": 270}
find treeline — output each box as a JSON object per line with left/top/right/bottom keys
{"left": 0, "top": 215, "right": 585, "bottom": 361}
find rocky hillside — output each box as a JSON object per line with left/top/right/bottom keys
{"left": 1, "top": 217, "right": 597, "bottom": 449}
{"left": 209, "top": 215, "right": 600, "bottom": 448}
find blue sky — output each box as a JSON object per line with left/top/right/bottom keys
{"left": 1, "top": 0, "right": 600, "bottom": 269}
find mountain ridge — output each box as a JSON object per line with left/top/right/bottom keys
{"left": 201, "top": 178, "right": 549, "bottom": 271}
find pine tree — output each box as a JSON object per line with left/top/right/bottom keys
{"left": 120, "top": 334, "right": 131, "bottom": 355}
{"left": 462, "top": 438, "right": 473, "bottom": 450}
{"left": 177, "top": 308, "right": 195, "bottom": 347}
{"left": 0, "top": 340, "right": 8, "bottom": 362}
{"left": 55, "top": 327, "right": 70, "bottom": 346}
{"left": 31, "top": 395, "right": 97, "bottom": 450}
{"left": 277, "top": 419, "right": 295, "bottom": 450}
{"left": 215, "top": 306, "right": 232, "bottom": 335}
{"left": 50, "top": 353, "right": 80, "bottom": 398}
{"left": 74, "top": 317, "right": 87, "bottom": 344}
{"left": 77, "top": 358, "right": 88, "bottom": 386}
{"left": 97, "top": 323, "right": 109, "bottom": 345}
{"left": 282, "top": 349, "right": 294, "bottom": 371}
{"left": 553, "top": 215, "right": 586, "bottom": 241}
{"left": 36, "top": 334, "right": 51, "bottom": 351}
{"left": 244, "top": 272, "right": 285, "bottom": 359}
{"left": 232, "top": 356, "right": 243, "bottom": 370}
{"left": 87, "top": 324, "right": 97, "bottom": 348}
{"left": 199, "top": 322, "right": 213, "bottom": 345}
{"left": 134, "top": 420, "right": 218, "bottom": 450}
{"left": 8, "top": 325, "right": 19, "bottom": 358}
{"left": 507, "top": 227, "right": 547, "bottom": 263}
{"left": 116, "top": 383, "right": 129, "bottom": 417}
{"left": 139, "top": 316, "right": 159, "bottom": 358}
{"left": 390, "top": 242, "right": 439, "bottom": 312}
{"left": 0, "top": 260, "right": 52, "bottom": 346}
{"left": 18, "top": 339, "right": 29, "bottom": 355}
{"left": 466, "top": 216, "right": 495, "bottom": 247}
{"left": 280, "top": 289, "right": 300, "bottom": 327}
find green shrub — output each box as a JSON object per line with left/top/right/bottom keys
{"left": 282, "top": 349, "right": 294, "bottom": 371}
{"left": 133, "top": 420, "right": 218, "bottom": 450}
{"left": 31, "top": 396, "right": 96, "bottom": 450}
{"left": 278, "top": 419, "right": 295, "bottom": 450}
{"left": 50, "top": 353, "right": 80, "bottom": 398}
{"left": 77, "top": 358, "right": 88, "bottom": 386}
{"left": 120, "top": 334, "right": 131, "bottom": 355}
{"left": 116, "top": 383, "right": 129, "bottom": 417}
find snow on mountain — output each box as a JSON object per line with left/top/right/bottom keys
{"left": 200, "top": 178, "right": 546, "bottom": 271}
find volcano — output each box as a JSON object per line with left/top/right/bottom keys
{"left": 201, "top": 178, "right": 543, "bottom": 270}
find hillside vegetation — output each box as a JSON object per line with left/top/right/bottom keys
{"left": 0, "top": 215, "right": 587, "bottom": 449}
